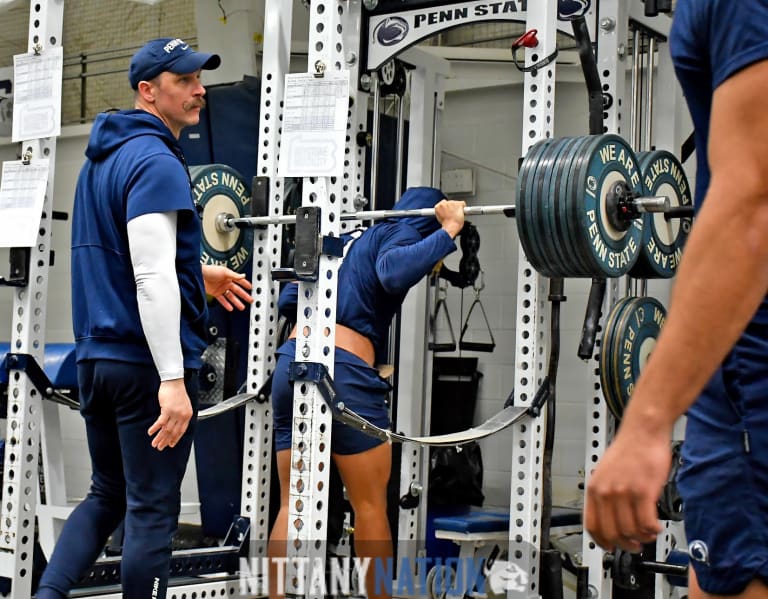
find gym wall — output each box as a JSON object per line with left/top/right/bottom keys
{"left": 0, "top": 0, "right": 196, "bottom": 126}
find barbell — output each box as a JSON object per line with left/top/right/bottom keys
{"left": 218, "top": 203, "right": 518, "bottom": 230}
{"left": 191, "top": 134, "right": 693, "bottom": 279}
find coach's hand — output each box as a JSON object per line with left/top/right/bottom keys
{"left": 148, "top": 378, "right": 194, "bottom": 451}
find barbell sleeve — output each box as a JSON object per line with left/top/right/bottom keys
{"left": 632, "top": 195, "right": 670, "bottom": 213}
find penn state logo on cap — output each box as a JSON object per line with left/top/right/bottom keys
{"left": 129, "top": 37, "right": 221, "bottom": 89}
{"left": 374, "top": 17, "right": 409, "bottom": 46}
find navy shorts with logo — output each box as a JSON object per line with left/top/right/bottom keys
{"left": 272, "top": 339, "right": 392, "bottom": 455}
{"left": 677, "top": 320, "right": 768, "bottom": 594}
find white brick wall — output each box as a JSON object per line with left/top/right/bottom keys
{"left": 1, "top": 0, "right": 196, "bottom": 125}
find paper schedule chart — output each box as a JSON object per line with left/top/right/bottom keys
{"left": 12, "top": 46, "right": 63, "bottom": 142}
{"left": 0, "top": 159, "right": 50, "bottom": 248}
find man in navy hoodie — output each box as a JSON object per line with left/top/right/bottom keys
{"left": 268, "top": 187, "right": 465, "bottom": 599}
{"left": 36, "top": 38, "right": 252, "bottom": 599}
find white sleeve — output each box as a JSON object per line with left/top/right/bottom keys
{"left": 127, "top": 211, "right": 184, "bottom": 381}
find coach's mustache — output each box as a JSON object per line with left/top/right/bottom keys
{"left": 184, "top": 98, "right": 206, "bottom": 111}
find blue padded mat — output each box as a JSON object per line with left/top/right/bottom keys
{"left": 433, "top": 507, "right": 581, "bottom": 534}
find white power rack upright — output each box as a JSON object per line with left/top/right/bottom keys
{"left": 0, "top": 2, "right": 64, "bottom": 598}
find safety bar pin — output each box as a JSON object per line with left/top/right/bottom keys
{"left": 21, "top": 149, "right": 33, "bottom": 165}
{"left": 510, "top": 29, "right": 559, "bottom": 77}
{"left": 313, "top": 60, "right": 326, "bottom": 78}
{"left": 32, "top": 43, "right": 43, "bottom": 56}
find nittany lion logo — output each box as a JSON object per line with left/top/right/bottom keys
{"left": 558, "top": 0, "right": 591, "bottom": 19}
{"left": 485, "top": 560, "right": 529, "bottom": 594}
{"left": 688, "top": 540, "right": 710, "bottom": 565}
{"left": 374, "top": 17, "right": 409, "bottom": 46}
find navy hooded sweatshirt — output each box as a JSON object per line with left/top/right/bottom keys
{"left": 71, "top": 110, "right": 208, "bottom": 369}
{"left": 278, "top": 186, "right": 457, "bottom": 364}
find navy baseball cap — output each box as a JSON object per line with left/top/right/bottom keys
{"left": 129, "top": 37, "right": 221, "bottom": 89}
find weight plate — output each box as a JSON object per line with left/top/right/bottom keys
{"left": 460, "top": 221, "right": 481, "bottom": 255}
{"left": 524, "top": 139, "right": 557, "bottom": 275}
{"left": 565, "top": 135, "right": 607, "bottom": 276}
{"left": 546, "top": 137, "right": 586, "bottom": 277}
{"left": 572, "top": 135, "right": 644, "bottom": 277}
{"left": 600, "top": 297, "right": 634, "bottom": 421}
{"left": 533, "top": 138, "right": 572, "bottom": 276}
{"left": 608, "top": 296, "right": 666, "bottom": 419}
{"left": 517, "top": 139, "right": 554, "bottom": 274}
{"left": 554, "top": 135, "right": 594, "bottom": 276}
{"left": 630, "top": 151, "right": 693, "bottom": 278}
{"left": 548, "top": 136, "right": 579, "bottom": 276}
{"left": 607, "top": 297, "right": 639, "bottom": 420}
{"left": 190, "top": 164, "right": 254, "bottom": 274}
{"left": 527, "top": 141, "right": 553, "bottom": 275}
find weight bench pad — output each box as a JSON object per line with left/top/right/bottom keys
{"left": 433, "top": 507, "right": 580, "bottom": 534}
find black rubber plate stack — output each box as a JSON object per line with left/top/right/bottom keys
{"left": 600, "top": 296, "right": 667, "bottom": 420}
{"left": 630, "top": 150, "right": 693, "bottom": 278}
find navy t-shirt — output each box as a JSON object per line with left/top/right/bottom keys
{"left": 670, "top": 0, "right": 768, "bottom": 209}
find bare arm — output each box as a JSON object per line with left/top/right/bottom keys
{"left": 626, "top": 59, "right": 768, "bottom": 430}
{"left": 585, "top": 59, "right": 768, "bottom": 551}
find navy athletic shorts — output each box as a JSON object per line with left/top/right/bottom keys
{"left": 272, "top": 339, "right": 392, "bottom": 455}
{"left": 677, "top": 320, "right": 768, "bottom": 595}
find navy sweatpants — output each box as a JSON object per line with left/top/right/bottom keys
{"left": 36, "top": 360, "right": 198, "bottom": 599}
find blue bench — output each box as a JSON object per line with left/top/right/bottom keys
{"left": 433, "top": 506, "right": 580, "bottom": 539}
{"left": 426, "top": 507, "right": 582, "bottom": 597}
{"left": 0, "top": 342, "right": 78, "bottom": 393}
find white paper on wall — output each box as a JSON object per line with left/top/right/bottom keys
{"left": 277, "top": 71, "right": 350, "bottom": 178}
{"left": 12, "top": 46, "right": 63, "bottom": 142}
{"left": 0, "top": 159, "right": 50, "bottom": 247}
